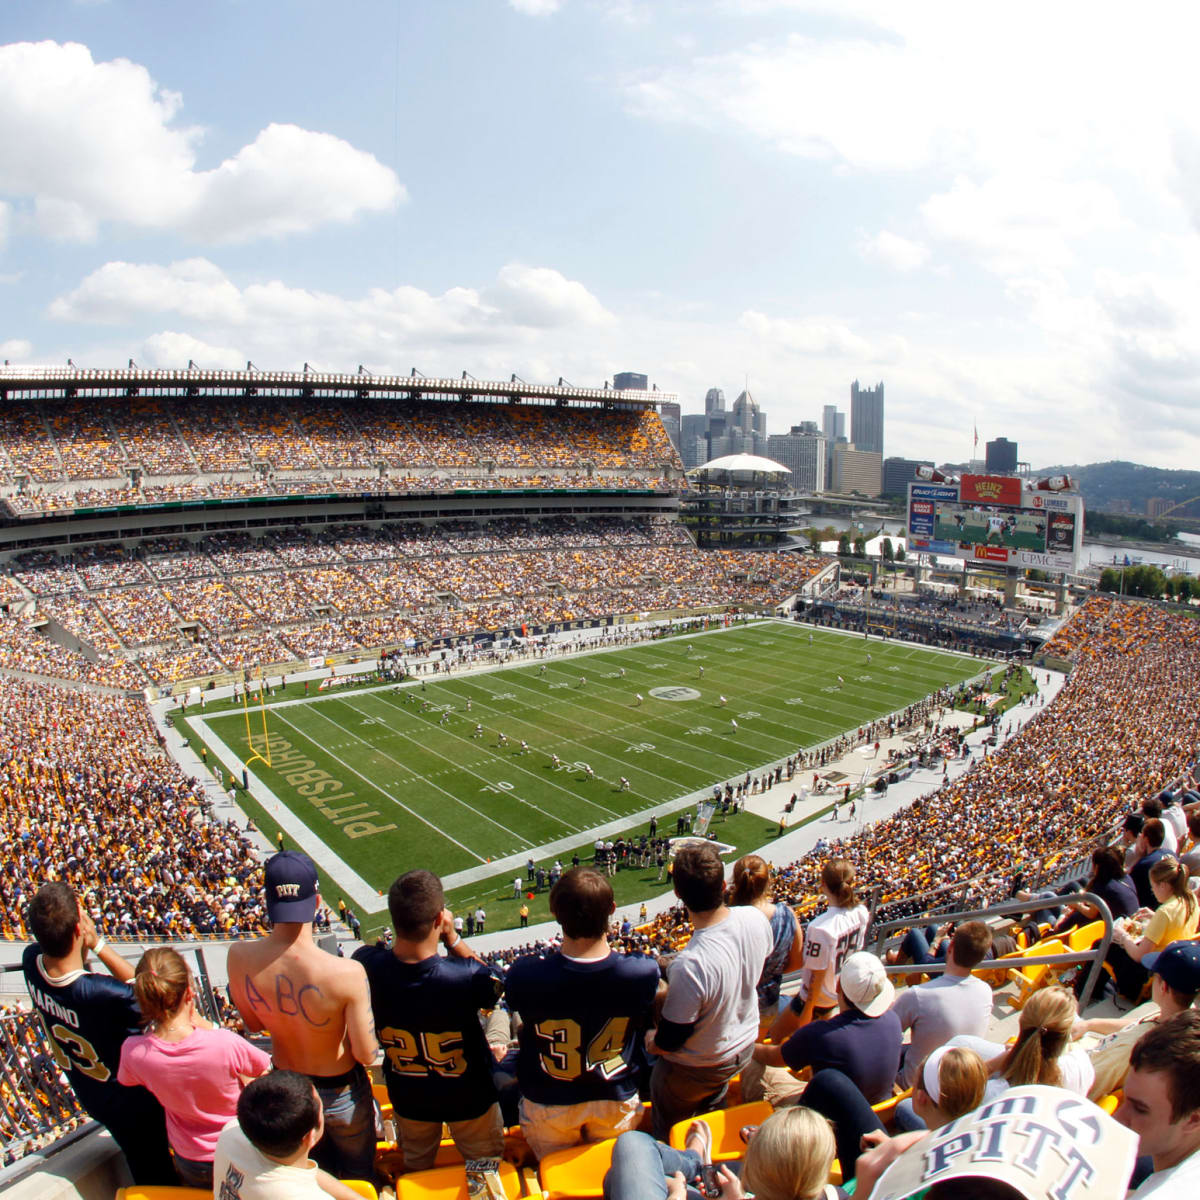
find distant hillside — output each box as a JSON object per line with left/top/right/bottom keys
{"left": 1035, "top": 461, "right": 1200, "bottom": 517}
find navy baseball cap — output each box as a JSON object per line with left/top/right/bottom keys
{"left": 1143, "top": 941, "right": 1200, "bottom": 995}
{"left": 264, "top": 851, "right": 320, "bottom": 923}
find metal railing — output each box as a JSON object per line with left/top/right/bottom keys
{"left": 867, "top": 893, "right": 1115, "bottom": 1009}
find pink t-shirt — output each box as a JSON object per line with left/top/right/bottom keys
{"left": 118, "top": 1027, "right": 270, "bottom": 1160}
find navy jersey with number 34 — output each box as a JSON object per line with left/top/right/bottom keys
{"left": 504, "top": 950, "right": 659, "bottom": 1104}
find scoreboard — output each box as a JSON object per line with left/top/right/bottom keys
{"left": 907, "top": 474, "right": 1083, "bottom": 573}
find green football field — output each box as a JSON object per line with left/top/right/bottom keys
{"left": 183, "top": 621, "right": 985, "bottom": 929}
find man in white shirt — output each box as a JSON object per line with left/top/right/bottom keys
{"left": 1117, "top": 1010, "right": 1200, "bottom": 1196}
{"left": 891, "top": 921, "right": 995, "bottom": 1090}
{"left": 213, "top": 1070, "right": 364, "bottom": 1199}
{"left": 644, "top": 843, "right": 772, "bottom": 1139}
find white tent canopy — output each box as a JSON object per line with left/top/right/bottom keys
{"left": 690, "top": 453, "right": 791, "bottom": 476}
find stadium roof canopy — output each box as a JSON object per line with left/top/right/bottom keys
{"left": 0, "top": 365, "right": 678, "bottom": 410}
{"left": 690, "top": 453, "right": 791, "bottom": 477}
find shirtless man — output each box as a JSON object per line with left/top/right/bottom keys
{"left": 227, "top": 851, "right": 378, "bottom": 1181}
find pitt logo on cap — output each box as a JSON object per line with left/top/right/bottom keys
{"left": 275, "top": 883, "right": 301, "bottom": 898}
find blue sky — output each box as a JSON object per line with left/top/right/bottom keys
{"left": 3, "top": 0, "right": 1200, "bottom": 469}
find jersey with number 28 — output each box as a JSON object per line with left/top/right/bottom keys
{"left": 801, "top": 905, "right": 870, "bottom": 1008}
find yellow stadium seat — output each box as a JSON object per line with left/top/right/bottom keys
{"left": 1098, "top": 1092, "right": 1121, "bottom": 1116}
{"left": 396, "top": 1161, "right": 521, "bottom": 1200}
{"left": 538, "top": 1137, "right": 618, "bottom": 1200}
{"left": 1066, "top": 920, "right": 1105, "bottom": 953}
{"left": 871, "top": 1088, "right": 912, "bottom": 1124}
{"left": 115, "top": 1190, "right": 208, "bottom": 1200}
{"left": 667, "top": 1101, "right": 773, "bottom": 1160}
{"left": 1005, "top": 938, "right": 1066, "bottom": 1009}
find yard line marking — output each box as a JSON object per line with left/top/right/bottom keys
{"left": 275, "top": 705, "right": 505, "bottom": 859}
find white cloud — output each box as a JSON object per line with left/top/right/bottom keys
{"left": 856, "top": 230, "right": 929, "bottom": 273}
{"left": 49, "top": 258, "right": 614, "bottom": 359}
{"left": 739, "top": 310, "right": 907, "bottom": 363}
{"left": 48, "top": 259, "right": 247, "bottom": 324}
{"left": 0, "top": 42, "right": 404, "bottom": 244}
{"left": 920, "top": 175, "right": 1122, "bottom": 276}
{"left": 141, "top": 331, "right": 245, "bottom": 371}
{"left": 0, "top": 338, "right": 32, "bottom": 360}
{"left": 484, "top": 264, "right": 614, "bottom": 328}
{"left": 509, "top": 0, "right": 563, "bottom": 14}
{"left": 0, "top": 199, "right": 8, "bottom": 249}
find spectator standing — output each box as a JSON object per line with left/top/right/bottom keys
{"left": 768, "top": 859, "right": 870, "bottom": 1041}
{"left": 645, "top": 843, "right": 772, "bottom": 1138}
{"left": 118, "top": 947, "right": 271, "bottom": 1189}
{"left": 506, "top": 868, "right": 659, "bottom": 1159}
{"left": 730, "top": 854, "right": 802, "bottom": 1026}
{"left": 21, "top": 882, "right": 174, "bottom": 1184}
{"left": 227, "top": 852, "right": 378, "bottom": 1181}
{"left": 354, "top": 870, "right": 505, "bottom": 1170}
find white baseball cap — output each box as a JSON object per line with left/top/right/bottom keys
{"left": 839, "top": 951, "right": 895, "bottom": 1017}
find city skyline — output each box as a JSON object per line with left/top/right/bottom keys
{"left": 2, "top": 3, "right": 1200, "bottom": 470}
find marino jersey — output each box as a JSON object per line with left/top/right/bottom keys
{"left": 353, "top": 946, "right": 502, "bottom": 1122}
{"left": 505, "top": 950, "right": 659, "bottom": 1104}
{"left": 798, "top": 905, "right": 870, "bottom": 1009}
{"left": 21, "top": 942, "right": 149, "bottom": 1114}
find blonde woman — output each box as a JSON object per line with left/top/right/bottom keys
{"left": 943, "top": 986, "right": 1094, "bottom": 1097}
{"left": 117, "top": 947, "right": 270, "bottom": 1188}
{"left": 602, "top": 1107, "right": 845, "bottom": 1200}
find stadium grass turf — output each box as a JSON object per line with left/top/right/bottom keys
{"left": 177, "top": 621, "right": 986, "bottom": 932}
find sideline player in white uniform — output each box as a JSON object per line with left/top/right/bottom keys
{"left": 768, "top": 859, "right": 870, "bottom": 1041}
{"left": 718, "top": 695, "right": 728, "bottom": 707}
{"left": 635, "top": 693, "right": 643, "bottom": 706}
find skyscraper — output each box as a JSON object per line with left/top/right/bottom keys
{"left": 705, "top": 388, "right": 726, "bottom": 416}
{"left": 767, "top": 425, "right": 826, "bottom": 492}
{"left": 985, "top": 437, "right": 1018, "bottom": 474}
{"left": 850, "top": 380, "right": 884, "bottom": 457}
{"left": 613, "top": 371, "right": 649, "bottom": 391}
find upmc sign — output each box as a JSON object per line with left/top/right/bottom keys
{"left": 960, "top": 474, "right": 1022, "bottom": 506}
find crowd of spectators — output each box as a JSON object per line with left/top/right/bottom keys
{"left": 4, "top": 585, "right": 1200, "bottom": 1192}
{"left": 0, "top": 395, "right": 683, "bottom": 515}
{"left": 0, "top": 677, "right": 265, "bottom": 943}
{"left": 1, "top": 519, "right": 833, "bottom": 686}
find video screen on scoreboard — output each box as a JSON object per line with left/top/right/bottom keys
{"left": 934, "top": 502, "right": 1049, "bottom": 553}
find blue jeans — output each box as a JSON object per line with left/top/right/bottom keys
{"left": 892, "top": 1096, "right": 927, "bottom": 1133}
{"left": 603, "top": 1131, "right": 703, "bottom": 1200}
{"left": 899, "top": 927, "right": 945, "bottom": 966}
{"left": 312, "top": 1063, "right": 377, "bottom": 1181}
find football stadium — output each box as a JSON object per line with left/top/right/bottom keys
{"left": 0, "top": 367, "right": 1196, "bottom": 1199}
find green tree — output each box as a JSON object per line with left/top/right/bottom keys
{"left": 838, "top": 533, "right": 851, "bottom": 556}
{"left": 1098, "top": 567, "right": 1121, "bottom": 594}
{"left": 853, "top": 535, "right": 867, "bottom": 558}
{"left": 881, "top": 537, "right": 895, "bottom": 562}
{"left": 895, "top": 544, "right": 906, "bottom": 562}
